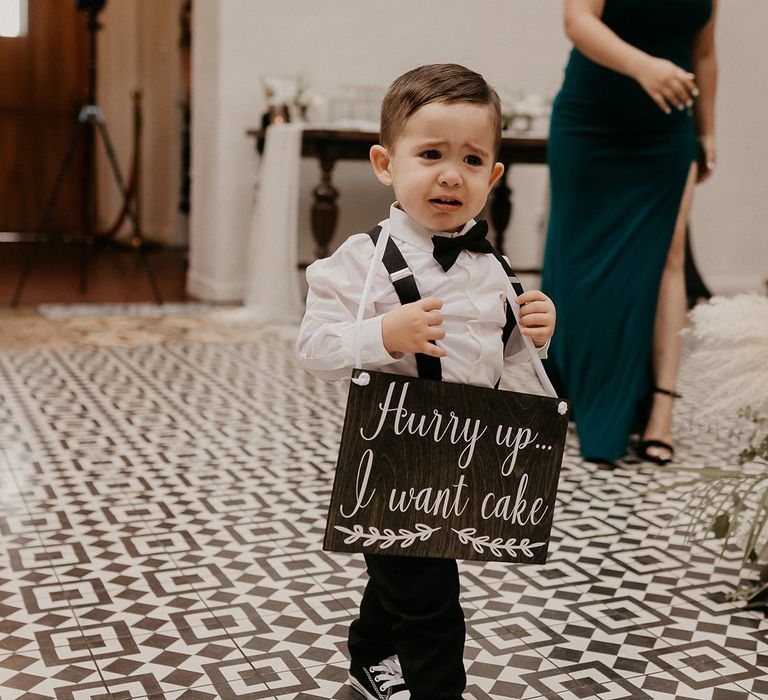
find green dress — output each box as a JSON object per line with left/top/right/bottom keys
{"left": 541, "top": 0, "right": 712, "bottom": 461}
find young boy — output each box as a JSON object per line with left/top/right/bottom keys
{"left": 296, "top": 64, "right": 556, "bottom": 700}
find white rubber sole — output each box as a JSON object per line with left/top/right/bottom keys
{"left": 348, "top": 672, "right": 380, "bottom": 699}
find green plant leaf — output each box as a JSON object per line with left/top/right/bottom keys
{"left": 655, "top": 410, "right": 768, "bottom": 606}
{"left": 745, "top": 501, "right": 768, "bottom": 565}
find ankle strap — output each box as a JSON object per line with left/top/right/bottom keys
{"left": 653, "top": 386, "right": 682, "bottom": 399}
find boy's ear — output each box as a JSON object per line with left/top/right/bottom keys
{"left": 488, "top": 161, "right": 505, "bottom": 190}
{"left": 370, "top": 145, "right": 393, "bottom": 186}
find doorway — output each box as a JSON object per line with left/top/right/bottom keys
{"left": 0, "top": 1, "right": 88, "bottom": 235}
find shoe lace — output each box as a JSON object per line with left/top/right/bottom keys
{"left": 380, "top": 655, "right": 402, "bottom": 677}
{"left": 369, "top": 656, "right": 403, "bottom": 692}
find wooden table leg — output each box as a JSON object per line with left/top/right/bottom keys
{"left": 489, "top": 165, "right": 513, "bottom": 252}
{"left": 311, "top": 150, "right": 339, "bottom": 259}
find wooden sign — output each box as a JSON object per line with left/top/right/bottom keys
{"left": 324, "top": 370, "right": 570, "bottom": 563}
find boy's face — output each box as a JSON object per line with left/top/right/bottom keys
{"left": 370, "top": 101, "right": 504, "bottom": 233}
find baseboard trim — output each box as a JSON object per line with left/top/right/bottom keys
{"left": 705, "top": 274, "right": 767, "bottom": 297}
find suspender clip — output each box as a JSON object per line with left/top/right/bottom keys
{"left": 388, "top": 268, "right": 413, "bottom": 283}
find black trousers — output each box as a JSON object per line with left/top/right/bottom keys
{"left": 348, "top": 553, "right": 466, "bottom": 700}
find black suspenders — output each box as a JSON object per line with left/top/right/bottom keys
{"left": 368, "top": 226, "right": 442, "bottom": 381}
{"left": 489, "top": 249, "right": 526, "bottom": 350}
{"left": 367, "top": 225, "right": 523, "bottom": 383}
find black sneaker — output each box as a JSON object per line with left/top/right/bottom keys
{"left": 349, "top": 655, "right": 410, "bottom": 699}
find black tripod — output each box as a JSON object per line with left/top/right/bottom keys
{"left": 11, "top": 3, "right": 162, "bottom": 307}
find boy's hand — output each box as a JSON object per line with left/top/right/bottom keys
{"left": 382, "top": 297, "right": 447, "bottom": 358}
{"left": 516, "top": 291, "right": 556, "bottom": 348}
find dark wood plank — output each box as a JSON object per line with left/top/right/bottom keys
{"left": 247, "top": 128, "right": 547, "bottom": 163}
{"left": 247, "top": 127, "right": 547, "bottom": 263}
{"left": 324, "top": 370, "right": 569, "bottom": 563}
{"left": 0, "top": 241, "right": 188, "bottom": 305}
{"left": 0, "top": 1, "right": 89, "bottom": 234}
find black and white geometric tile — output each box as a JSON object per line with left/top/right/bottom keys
{"left": 0, "top": 324, "right": 766, "bottom": 699}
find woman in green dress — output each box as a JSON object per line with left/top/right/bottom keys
{"left": 542, "top": 0, "right": 717, "bottom": 463}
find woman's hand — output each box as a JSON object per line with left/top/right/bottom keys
{"left": 697, "top": 133, "right": 716, "bottom": 183}
{"left": 634, "top": 56, "right": 699, "bottom": 114}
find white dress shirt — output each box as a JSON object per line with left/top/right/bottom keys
{"left": 296, "top": 204, "right": 546, "bottom": 387}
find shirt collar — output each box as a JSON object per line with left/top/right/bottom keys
{"left": 386, "top": 203, "right": 477, "bottom": 252}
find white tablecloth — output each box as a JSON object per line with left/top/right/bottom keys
{"left": 243, "top": 121, "right": 380, "bottom": 323}
{"left": 244, "top": 123, "right": 305, "bottom": 322}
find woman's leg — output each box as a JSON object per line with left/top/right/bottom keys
{"left": 642, "top": 163, "right": 698, "bottom": 460}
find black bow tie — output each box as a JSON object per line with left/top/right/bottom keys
{"left": 432, "top": 220, "right": 493, "bottom": 272}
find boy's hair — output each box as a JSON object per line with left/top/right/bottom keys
{"left": 380, "top": 64, "right": 502, "bottom": 156}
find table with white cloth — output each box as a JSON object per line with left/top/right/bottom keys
{"left": 244, "top": 123, "right": 546, "bottom": 323}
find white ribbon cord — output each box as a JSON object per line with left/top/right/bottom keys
{"left": 501, "top": 276, "right": 559, "bottom": 399}
{"left": 351, "top": 223, "right": 393, "bottom": 385}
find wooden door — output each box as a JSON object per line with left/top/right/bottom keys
{"left": 0, "top": 1, "right": 88, "bottom": 234}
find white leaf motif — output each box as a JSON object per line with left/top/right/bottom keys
{"left": 334, "top": 523, "right": 441, "bottom": 550}
{"left": 452, "top": 528, "right": 546, "bottom": 559}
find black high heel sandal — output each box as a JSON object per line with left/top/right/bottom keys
{"left": 637, "top": 387, "right": 681, "bottom": 465}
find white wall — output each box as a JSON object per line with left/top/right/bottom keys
{"left": 97, "top": 0, "right": 186, "bottom": 247}
{"left": 187, "top": 0, "right": 231, "bottom": 298}
{"left": 690, "top": 2, "right": 768, "bottom": 294}
{"left": 190, "top": 0, "right": 767, "bottom": 302}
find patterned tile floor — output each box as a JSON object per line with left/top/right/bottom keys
{"left": 0, "top": 306, "right": 765, "bottom": 699}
